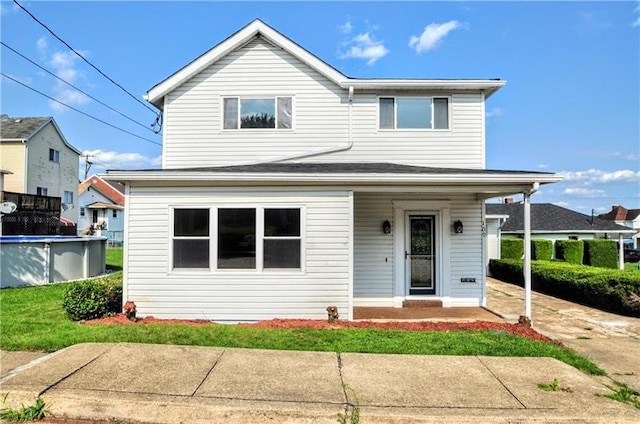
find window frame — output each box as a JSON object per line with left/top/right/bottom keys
{"left": 63, "top": 191, "right": 73, "bottom": 204}
{"left": 112, "top": 209, "right": 117, "bottom": 218}
{"left": 378, "top": 95, "right": 451, "bottom": 131}
{"left": 168, "top": 205, "right": 305, "bottom": 274}
{"left": 36, "top": 186, "right": 48, "bottom": 196}
{"left": 221, "top": 96, "right": 294, "bottom": 131}
{"left": 49, "top": 148, "right": 60, "bottom": 163}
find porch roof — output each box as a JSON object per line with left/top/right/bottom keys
{"left": 106, "top": 162, "right": 561, "bottom": 199}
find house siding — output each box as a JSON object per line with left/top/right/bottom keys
{"left": 353, "top": 193, "right": 484, "bottom": 306}
{"left": 0, "top": 143, "right": 26, "bottom": 193}
{"left": 125, "top": 186, "right": 351, "bottom": 321}
{"left": 162, "top": 38, "right": 485, "bottom": 169}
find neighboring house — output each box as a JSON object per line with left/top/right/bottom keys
{"left": 485, "top": 202, "right": 633, "bottom": 264}
{"left": 0, "top": 115, "right": 81, "bottom": 223}
{"left": 106, "top": 19, "right": 561, "bottom": 321}
{"left": 78, "top": 174, "right": 125, "bottom": 245}
{"left": 599, "top": 206, "right": 640, "bottom": 249}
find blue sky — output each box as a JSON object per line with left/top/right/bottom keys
{"left": 1, "top": 1, "right": 638, "bottom": 213}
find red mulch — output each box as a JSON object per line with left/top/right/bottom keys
{"left": 85, "top": 314, "right": 555, "bottom": 344}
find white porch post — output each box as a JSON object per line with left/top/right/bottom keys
{"left": 523, "top": 191, "right": 532, "bottom": 320}
{"left": 619, "top": 233, "right": 624, "bottom": 270}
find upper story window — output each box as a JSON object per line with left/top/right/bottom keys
{"left": 63, "top": 191, "right": 73, "bottom": 204}
{"left": 80, "top": 207, "right": 85, "bottom": 217}
{"left": 36, "top": 187, "right": 48, "bottom": 196}
{"left": 49, "top": 148, "right": 60, "bottom": 163}
{"left": 379, "top": 97, "right": 449, "bottom": 130}
{"left": 223, "top": 97, "right": 293, "bottom": 130}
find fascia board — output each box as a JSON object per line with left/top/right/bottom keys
{"left": 345, "top": 79, "right": 507, "bottom": 97}
{"left": 28, "top": 118, "right": 82, "bottom": 155}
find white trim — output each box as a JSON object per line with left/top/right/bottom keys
{"left": 220, "top": 96, "right": 295, "bottom": 131}
{"left": 481, "top": 91, "right": 486, "bottom": 168}
{"left": 377, "top": 95, "right": 451, "bottom": 131}
{"left": 122, "top": 184, "right": 130, "bottom": 304}
{"left": 347, "top": 190, "right": 354, "bottom": 320}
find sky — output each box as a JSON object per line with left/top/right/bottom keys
{"left": 1, "top": 1, "right": 638, "bottom": 214}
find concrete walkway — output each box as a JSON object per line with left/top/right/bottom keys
{"left": 1, "top": 342, "right": 638, "bottom": 423}
{"left": 487, "top": 277, "right": 640, "bottom": 389}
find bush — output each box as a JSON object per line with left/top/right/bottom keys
{"left": 555, "top": 240, "right": 583, "bottom": 264}
{"left": 489, "top": 259, "right": 640, "bottom": 317}
{"left": 584, "top": 239, "right": 618, "bottom": 269}
{"left": 62, "top": 277, "right": 122, "bottom": 321}
{"left": 501, "top": 238, "right": 524, "bottom": 259}
{"left": 531, "top": 239, "right": 553, "bottom": 261}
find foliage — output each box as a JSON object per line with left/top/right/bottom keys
{"left": 106, "top": 247, "right": 123, "bottom": 271}
{"left": 62, "top": 274, "right": 122, "bottom": 321}
{"left": 489, "top": 259, "right": 640, "bottom": 317}
{"left": 555, "top": 240, "right": 584, "bottom": 265}
{"left": 599, "top": 381, "right": 640, "bottom": 409}
{"left": 337, "top": 385, "right": 360, "bottom": 424}
{"left": 583, "top": 239, "right": 619, "bottom": 269}
{"left": 531, "top": 239, "right": 553, "bottom": 261}
{"left": 0, "top": 276, "right": 603, "bottom": 375}
{"left": 0, "top": 398, "right": 46, "bottom": 422}
{"left": 501, "top": 238, "right": 524, "bottom": 260}
{"left": 241, "top": 113, "right": 275, "bottom": 128}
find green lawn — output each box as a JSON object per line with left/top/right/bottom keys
{"left": 0, "top": 276, "right": 604, "bottom": 375}
{"left": 625, "top": 262, "right": 640, "bottom": 272}
{"left": 106, "top": 247, "right": 123, "bottom": 271}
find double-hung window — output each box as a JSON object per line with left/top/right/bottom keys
{"left": 173, "top": 209, "right": 210, "bottom": 269}
{"left": 49, "top": 148, "right": 60, "bottom": 163}
{"left": 63, "top": 191, "right": 73, "bottom": 204}
{"left": 223, "top": 97, "right": 293, "bottom": 129}
{"left": 379, "top": 97, "right": 449, "bottom": 130}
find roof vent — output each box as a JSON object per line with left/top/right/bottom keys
{"left": 14, "top": 119, "right": 22, "bottom": 123}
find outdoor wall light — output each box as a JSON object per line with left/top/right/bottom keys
{"left": 453, "top": 220, "right": 464, "bottom": 234}
{"left": 382, "top": 220, "right": 391, "bottom": 234}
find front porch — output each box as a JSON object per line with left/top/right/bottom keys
{"left": 353, "top": 306, "right": 503, "bottom": 321}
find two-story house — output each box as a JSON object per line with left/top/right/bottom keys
{"left": 0, "top": 116, "right": 81, "bottom": 224}
{"left": 78, "top": 174, "right": 125, "bottom": 245}
{"left": 599, "top": 206, "right": 640, "bottom": 249}
{"left": 107, "top": 20, "right": 560, "bottom": 321}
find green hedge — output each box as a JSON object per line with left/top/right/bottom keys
{"left": 501, "top": 238, "right": 524, "bottom": 259}
{"left": 531, "top": 239, "right": 553, "bottom": 261}
{"left": 583, "top": 239, "right": 618, "bottom": 269}
{"left": 62, "top": 275, "right": 122, "bottom": 321}
{"left": 555, "top": 240, "right": 584, "bottom": 264}
{"left": 489, "top": 259, "right": 640, "bottom": 317}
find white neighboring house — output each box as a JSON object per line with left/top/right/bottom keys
{"left": 78, "top": 175, "right": 125, "bottom": 244}
{"left": 599, "top": 206, "right": 640, "bottom": 249}
{"left": 106, "top": 19, "right": 561, "bottom": 321}
{"left": 0, "top": 116, "right": 81, "bottom": 223}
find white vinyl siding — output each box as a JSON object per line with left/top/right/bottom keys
{"left": 162, "top": 38, "right": 485, "bottom": 169}
{"left": 125, "top": 186, "right": 351, "bottom": 321}
{"left": 353, "top": 193, "right": 484, "bottom": 306}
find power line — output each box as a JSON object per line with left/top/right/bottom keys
{"left": 2, "top": 72, "right": 162, "bottom": 147}
{"left": 12, "top": 0, "right": 161, "bottom": 127}
{"left": 1, "top": 41, "right": 157, "bottom": 134}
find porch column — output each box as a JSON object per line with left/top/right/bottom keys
{"left": 619, "top": 233, "right": 624, "bottom": 270}
{"left": 523, "top": 191, "right": 532, "bottom": 321}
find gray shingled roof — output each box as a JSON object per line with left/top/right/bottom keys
{"left": 130, "top": 162, "right": 552, "bottom": 175}
{"left": 0, "top": 116, "right": 51, "bottom": 140}
{"left": 486, "top": 203, "right": 632, "bottom": 233}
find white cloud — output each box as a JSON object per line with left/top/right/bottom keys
{"left": 36, "top": 37, "right": 48, "bottom": 53}
{"left": 485, "top": 107, "right": 504, "bottom": 118}
{"left": 559, "top": 169, "right": 640, "bottom": 184}
{"left": 633, "top": 17, "right": 640, "bottom": 28}
{"left": 537, "top": 164, "right": 549, "bottom": 169}
{"left": 82, "top": 149, "right": 161, "bottom": 170}
{"left": 553, "top": 201, "right": 569, "bottom": 207}
{"left": 626, "top": 153, "right": 639, "bottom": 161}
{"left": 340, "top": 31, "right": 389, "bottom": 65}
{"left": 563, "top": 187, "right": 606, "bottom": 197}
{"left": 2, "top": 73, "right": 33, "bottom": 85}
{"left": 409, "top": 20, "right": 462, "bottom": 54}
{"left": 338, "top": 20, "right": 353, "bottom": 34}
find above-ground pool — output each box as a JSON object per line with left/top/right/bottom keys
{"left": 0, "top": 236, "right": 107, "bottom": 287}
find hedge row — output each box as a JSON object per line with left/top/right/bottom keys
{"left": 62, "top": 274, "right": 123, "bottom": 321}
{"left": 583, "top": 239, "right": 618, "bottom": 269}
{"left": 489, "top": 259, "right": 640, "bottom": 317}
{"left": 555, "top": 240, "right": 583, "bottom": 264}
{"left": 501, "top": 238, "right": 618, "bottom": 269}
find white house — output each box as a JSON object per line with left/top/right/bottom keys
{"left": 599, "top": 206, "right": 640, "bottom": 249}
{"left": 0, "top": 116, "right": 81, "bottom": 224}
{"left": 78, "top": 175, "right": 125, "bottom": 245}
{"left": 106, "top": 20, "right": 560, "bottom": 321}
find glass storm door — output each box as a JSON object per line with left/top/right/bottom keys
{"left": 407, "top": 215, "right": 436, "bottom": 295}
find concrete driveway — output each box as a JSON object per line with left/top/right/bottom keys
{"left": 487, "top": 277, "right": 640, "bottom": 388}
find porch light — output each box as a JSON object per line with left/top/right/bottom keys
{"left": 453, "top": 220, "right": 464, "bottom": 234}
{"left": 382, "top": 220, "right": 391, "bottom": 234}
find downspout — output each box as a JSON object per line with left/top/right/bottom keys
{"left": 522, "top": 182, "right": 539, "bottom": 323}
{"left": 264, "top": 86, "right": 355, "bottom": 163}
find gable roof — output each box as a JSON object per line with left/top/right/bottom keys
{"left": 599, "top": 205, "right": 640, "bottom": 222}
{"left": 146, "top": 19, "right": 506, "bottom": 109}
{"left": 79, "top": 174, "right": 125, "bottom": 206}
{"left": 486, "top": 203, "right": 633, "bottom": 234}
{"left": 0, "top": 116, "right": 82, "bottom": 154}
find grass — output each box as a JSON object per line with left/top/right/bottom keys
{"left": 0, "top": 278, "right": 605, "bottom": 376}
{"left": 599, "top": 381, "right": 640, "bottom": 409}
{"left": 106, "top": 247, "right": 123, "bottom": 271}
{"left": 624, "top": 262, "right": 640, "bottom": 272}
{"left": 0, "top": 398, "right": 46, "bottom": 422}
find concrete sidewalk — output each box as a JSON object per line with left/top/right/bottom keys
{"left": 1, "top": 343, "right": 638, "bottom": 423}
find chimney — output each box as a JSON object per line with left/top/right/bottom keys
{"left": 504, "top": 197, "right": 514, "bottom": 204}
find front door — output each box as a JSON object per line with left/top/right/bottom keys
{"left": 406, "top": 214, "right": 436, "bottom": 295}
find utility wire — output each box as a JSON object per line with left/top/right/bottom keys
{"left": 1, "top": 41, "right": 157, "bottom": 134}
{"left": 1, "top": 73, "right": 162, "bottom": 147}
{"left": 12, "top": 0, "right": 161, "bottom": 124}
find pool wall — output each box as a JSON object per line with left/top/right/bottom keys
{"left": 0, "top": 236, "right": 107, "bottom": 287}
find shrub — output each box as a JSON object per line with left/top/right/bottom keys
{"left": 531, "top": 239, "right": 553, "bottom": 261}
{"left": 555, "top": 240, "right": 584, "bottom": 264}
{"left": 489, "top": 259, "right": 640, "bottom": 317}
{"left": 501, "top": 238, "right": 524, "bottom": 259}
{"left": 584, "top": 239, "right": 618, "bottom": 269}
{"left": 62, "top": 277, "right": 122, "bottom": 321}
